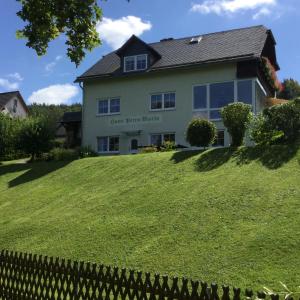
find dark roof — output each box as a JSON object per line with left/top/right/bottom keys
{"left": 0, "top": 91, "right": 29, "bottom": 113}
{"left": 61, "top": 111, "right": 82, "bottom": 123}
{"left": 76, "top": 25, "right": 276, "bottom": 82}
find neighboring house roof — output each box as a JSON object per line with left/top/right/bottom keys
{"left": 76, "top": 25, "right": 278, "bottom": 82}
{"left": 61, "top": 111, "right": 82, "bottom": 123}
{"left": 0, "top": 91, "right": 29, "bottom": 113}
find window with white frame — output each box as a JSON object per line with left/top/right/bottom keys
{"left": 193, "top": 80, "right": 253, "bottom": 120}
{"left": 150, "top": 133, "right": 175, "bottom": 146}
{"left": 97, "top": 136, "right": 119, "bottom": 153}
{"left": 98, "top": 98, "right": 120, "bottom": 115}
{"left": 124, "top": 54, "right": 147, "bottom": 72}
{"left": 150, "top": 92, "right": 175, "bottom": 111}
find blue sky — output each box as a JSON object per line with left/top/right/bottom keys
{"left": 0, "top": 0, "right": 299, "bottom": 105}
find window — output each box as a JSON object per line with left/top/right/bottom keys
{"left": 150, "top": 133, "right": 175, "bottom": 146}
{"left": 97, "top": 136, "right": 119, "bottom": 153}
{"left": 137, "top": 55, "right": 147, "bottom": 70}
{"left": 98, "top": 98, "right": 120, "bottom": 115}
{"left": 124, "top": 54, "right": 147, "bottom": 72}
{"left": 237, "top": 80, "right": 252, "bottom": 105}
{"left": 210, "top": 82, "right": 234, "bottom": 108}
{"left": 124, "top": 56, "right": 135, "bottom": 72}
{"left": 193, "top": 85, "right": 207, "bottom": 110}
{"left": 150, "top": 92, "right": 175, "bottom": 110}
{"left": 193, "top": 80, "right": 253, "bottom": 121}
{"left": 213, "top": 130, "right": 225, "bottom": 147}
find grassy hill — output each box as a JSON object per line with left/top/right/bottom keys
{"left": 0, "top": 145, "right": 300, "bottom": 291}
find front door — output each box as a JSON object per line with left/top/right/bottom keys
{"left": 130, "top": 139, "right": 138, "bottom": 154}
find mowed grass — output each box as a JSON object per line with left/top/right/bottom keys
{"left": 0, "top": 145, "right": 300, "bottom": 291}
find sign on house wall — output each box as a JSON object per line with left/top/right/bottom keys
{"left": 109, "top": 115, "right": 162, "bottom": 126}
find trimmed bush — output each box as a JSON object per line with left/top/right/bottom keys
{"left": 221, "top": 102, "right": 252, "bottom": 147}
{"left": 186, "top": 118, "right": 217, "bottom": 148}
{"left": 140, "top": 146, "right": 157, "bottom": 154}
{"left": 161, "top": 141, "right": 176, "bottom": 152}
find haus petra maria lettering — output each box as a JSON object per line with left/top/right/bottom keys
{"left": 109, "top": 115, "right": 162, "bottom": 126}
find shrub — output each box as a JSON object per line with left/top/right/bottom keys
{"left": 49, "top": 148, "right": 78, "bottom": 161}
{"left": 262, "top": 100, "right": 300, "bottom": 143}
{"left": 186, "top": 118, "right": 216, "bottom": 148}
{"left": 161, "top": 141, "right": 176, "bottom": 152}
{"left": 0, "top": 114, "right": 24, "bottom": 161}
{"left": 248, "top": 113, "right": 284, "bottom": 145}
{"left": 78, "top": 146, "right": 98, "bottom": 158}
{"left": 221, "top": 102, "right": 252, "bottom": 147}
{"left": 140, "top": 146, "right": 157, "bottom": 153}
{"left": 18, "top": 117, "right": 54, "bottom": 161}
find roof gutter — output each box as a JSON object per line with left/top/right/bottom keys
{"left": 74, "top": 54, "right": 257, "bottom": 83}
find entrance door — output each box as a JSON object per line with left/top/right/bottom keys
{"left": 130, "top": 139, "right": 138, "bottom": 154}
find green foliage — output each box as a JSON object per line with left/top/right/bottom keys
{"left": 277, "top": 78, "right": 300, "bottom": 100}
{"left": 16, "top": 0, "right": 102, "bottom": 66}
{"left": 18, "top": 117, "right": 54, "bottom": 161}
{"left": 161, "top": 141, "right": 176, "bottom": 152}
{"left": 263, "top": 100, "right": 300, "bottom": 143}
{"left": 248, "top": 114, "right": 284, "bottom": 145}
{"left": 140, "top": 146, "right": 157, "bottom": 153}
{"left": 0, "top": 114, "right": 24, "bottom": 160}
{"left": 49, "top": 148, "right": 78, "bottom": 161}
{"left": 28, "top": 103, "right": 81, "bottom": 136}
{"left": 78, "top": 146, "right": 98, "bottom": 158}
{"left": 186, "top": 118, "right": 216, "bottom": 148}
{"left": 221, "top": 102, "right": 252, "bottom": 147}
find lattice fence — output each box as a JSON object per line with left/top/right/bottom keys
{"left": 0, "top": 250, "right": 281, "bottom": 300}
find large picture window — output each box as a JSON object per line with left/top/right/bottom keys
{"left": 97, "top": 136, "right": 119, "bottom": 153}
{"left": 193, "top": 80, "right": 253, "bottom": 120}
{"left": 98, "top": 98, "right": 120, "bottom": 115}
{"left": 150, "top": 92, "right": 175, "bottom": 111}
{"left": 237, "top": 80, "right": 252, "bottom": 105}
{"left": 124, "top": 54, "right": 147, "bottom": 72}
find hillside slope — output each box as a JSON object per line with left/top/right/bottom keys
{"left": 0, "top": 145, "right": 299, "bottom": 290}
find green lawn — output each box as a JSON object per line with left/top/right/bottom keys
{"left": 0, "top": 145, "right": 300, "bottom": 291}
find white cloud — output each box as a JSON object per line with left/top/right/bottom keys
{"left": 7, "top": 72, "right": 23, "bottom": 81}
{"left": 191, "top": 0, "right": 277, "bottom": 17}
{"left": 45, "top": 55, "right": 63, "bottom": 73}
{"left": 253, "top": 7, "right": 271, "bottom": 19}
{"left": 0, "top": 78, "right": 19, "bottom": 91}
{"left": 28, "top": 84, "right": 80, "bottom": 105}
{"left": 96, "top": 16, "right": 152, "bottom": 50}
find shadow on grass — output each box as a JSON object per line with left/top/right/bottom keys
{"left": 193, "top": 144, "right": 299, "bottom": 172}
{"left": 0, "top": 160, "right": 73, "bottom": 188}
{"left": 170, "top": 150, "right": 203, "bottom": 163}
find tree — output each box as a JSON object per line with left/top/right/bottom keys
{"left": 186, "top": 119, "right": 216, "bottom": 148}
{"left": 277, "top": 78, "right": 300, "bottom": 100}
{"left": 28, "top": 103, "right": 82, "bottom": 135}
{"left": 16, "top": 0, "right": 102, "bottom": 66}
{"left": 221, "top": 102, "right": 252, "bottom": 147}
{"left": 18, "top": 117, "right": 54, "bottom": 161}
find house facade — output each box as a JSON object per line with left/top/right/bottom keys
{"left": 0, "top": 91, "right": 28, "bottom": 118}
{"left": 76, "top": 25, "right": 280, "bottom": 155}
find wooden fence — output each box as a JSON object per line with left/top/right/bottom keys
{"left": 0, "top": 250, "right": 281, "bottom": 300}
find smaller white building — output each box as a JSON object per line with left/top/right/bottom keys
{"left": 0, "top": 91, "right": 28, "bottom": 118}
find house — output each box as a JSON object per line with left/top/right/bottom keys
{"left": 0, "top": 91, "right": 28, "bottom": 118}
{"left": 59, "top": 111, "right": 82, "bottom": 148}
{"left": 75, "top": 25, "right": 280, "bottom": 154}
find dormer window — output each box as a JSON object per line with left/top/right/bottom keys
{"left": 124, "top": 54, "right": 147, "bottom": 72}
